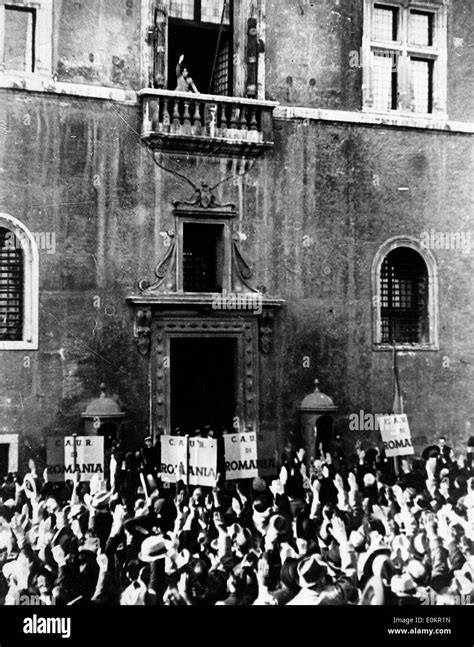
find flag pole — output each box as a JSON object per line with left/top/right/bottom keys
{"left": 392, "top": 347, "right": 402, "bottom": 478}
{"left": 185, "top": 434, "right": 190, "bottom": 496}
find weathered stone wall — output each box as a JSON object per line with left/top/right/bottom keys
{"left": 0, "top": 0, "right": 473, "bottom": 469}
{"left": 54, "top": 0, "right": 142, "bottom": 89}
{"left": 0, "top": 88, "right": 472, "bottom": 467}
{"left": 265, "top": 0, "right": 474, "bottom": 121}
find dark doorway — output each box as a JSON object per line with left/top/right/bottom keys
{"left": 316, "top": 416, "right": 333, "bottom": 455}
{"left": 170, "top": 337, "right": 236, "bottom": 434}
{"left": 98, "top": 422, "right": 118, "bottom": 454}
{"left": 0, "top": 444, "right": 9, "bottom": 478}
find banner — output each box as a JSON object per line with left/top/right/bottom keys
{"left": 188, "top": 438, "right": 217, "bottom": 487}
{"left": 46, "top": 437, "right": 104, "bottom": 482}
{"left": 160, "top": 436, "right": 217, "bottom": 486}
{"left": 377, "top": 414, "right": 414, "bottom": 458}
{"left": 224, "top": 433, "right": 259, "bottom": 480}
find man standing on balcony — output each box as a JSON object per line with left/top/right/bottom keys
{"left": 175, "top": 55, "right": 199, "bottom": 93}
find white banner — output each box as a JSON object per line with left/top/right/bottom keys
{"left": 46, "top": 437, "right": 104, "bottom": 482}
{"left": 160, "top": 436, "right": 217, "bottom": 486}
{"left": 224, "top": 433, "right": 259, "bottom": 480}
{"left": 377, "top": 414, "right": 414, "bottom": 458}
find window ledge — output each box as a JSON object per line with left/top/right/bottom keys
{"left": 372, "top": 344, "right": 439, "bottom": 352}
{"left": 127, "top": 293, "right": 285, "bottom": 309}
{"left": 0, "top": 341, "right": 38, "bottom": 351}
{"left": 0, "top": 73, "right": 138, "bottom": 104}
{"left": 274, "top": 105, "right": 474, "bottom": 134}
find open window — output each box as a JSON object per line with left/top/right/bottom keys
{"left": 168, "top": 0, "right": 233, "bottom": 95}
{"left": 148, "top": 0, "right": 262, "bottom": 98}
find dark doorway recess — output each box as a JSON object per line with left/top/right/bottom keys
{"left": 0, "top": 444, "right": 9, "bottom": 478}
{"left": 170, "top": 337, "right": 236, "bottom": 434}
{"left": 316, "top": 415, "right": 333, "bottom": 455}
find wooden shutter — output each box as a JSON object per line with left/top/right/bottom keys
{"left": 151, "top": 1, "right": 168, "bottom": 88}
{"left": 246, "top": 17, "right": 258, "bottom": 98}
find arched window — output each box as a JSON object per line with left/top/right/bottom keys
{"left": 0, "top": 214, "right": 38, "bottom": 350}
{"left": 372, "top": 237, "right": 438, "bottom": 350}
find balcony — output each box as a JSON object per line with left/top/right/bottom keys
{"left": 139, "top": 89, "right": 278, "bottom": 158}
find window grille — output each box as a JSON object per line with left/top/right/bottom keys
{"left": 0, "top": 228, "right": 24, "bottom": 342}
{"left": 380, "top": 248, "right": 428, "bottom": 344}
{"left": 182, "top": 224, "right": 223, "bottom": 293}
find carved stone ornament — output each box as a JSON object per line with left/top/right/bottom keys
{"left": 172, "top": 182, "right": 236, "bottom": 210}
{"left": 134, "top": 308, "right": 152, "bottom": 356}
{"left": 259, "top": 310, "right": 275, "bottom": 354}
{"left": 138, "top": 231, "right": 177, "bottom": 293}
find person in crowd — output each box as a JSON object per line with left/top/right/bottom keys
{"left": 0, "top": 431, "right": 473, "bottom": 607}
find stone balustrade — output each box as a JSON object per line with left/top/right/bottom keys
{"left": 139, "top": 89, "right": 278, "bottom": 157}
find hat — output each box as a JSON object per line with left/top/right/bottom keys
{"left": 139, "top": 536, "right": 167, "bottom": 562}
{"left": 124, "top": 517, "right": 151, "bottom": 539}
{"left": 280, "top": 557, "right": 301, "bottom": 591}
{"left": 2, "top": 560, "right": 17, "bottom": 581}
{"left": 268, "top": 514, "right": 290, "bottom": 536}
{"left": 411, "top": 532, "right": 429, "bottom": 556}
{"left": 407, "top": 559, "right": 427, "bottom": 584}
{"left": 349, "top": 530, "right": 366, "bottom": 550}
{"left": 297, "top": 554, "right": 327, "bottom": 589}
{"left": 391, "top": 574, "right": 417, "bottom": 597}
{"left": 252, "top": 477, "right": 267, "bottom": 493}
{"left": 359, "top": 546, "right": 391, "bottom": 585}
{"left": 363, "top": 473, "right": 376, "bottom": 487}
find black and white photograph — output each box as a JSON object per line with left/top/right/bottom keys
{"left": 0, "top": 0, "right": 473, "bottom": 644}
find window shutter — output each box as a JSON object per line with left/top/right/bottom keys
{"left": 246, "top": 17, "right": 258, "bottom": 98}
{"left": 151, "top": 1, "right": 168, "bottom": 88}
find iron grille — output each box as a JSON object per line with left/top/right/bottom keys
{"left": 213, "top": 38, "right": 230, "bottom": 95}
{"left": 182, "top": 224, "right": 222, "bottom": 293}
{"left": 0, "top": 228, "right": 24, "bottom": 341}
{"left": 380, "top": 248, "right": 428, "bottom": 344}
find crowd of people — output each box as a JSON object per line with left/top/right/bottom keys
{"left": 0, "top": 433, "right": 473, "bottom": 606}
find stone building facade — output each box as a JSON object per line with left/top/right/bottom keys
{"left": 0, "top": 0, "right": 473, "bottom": 473}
